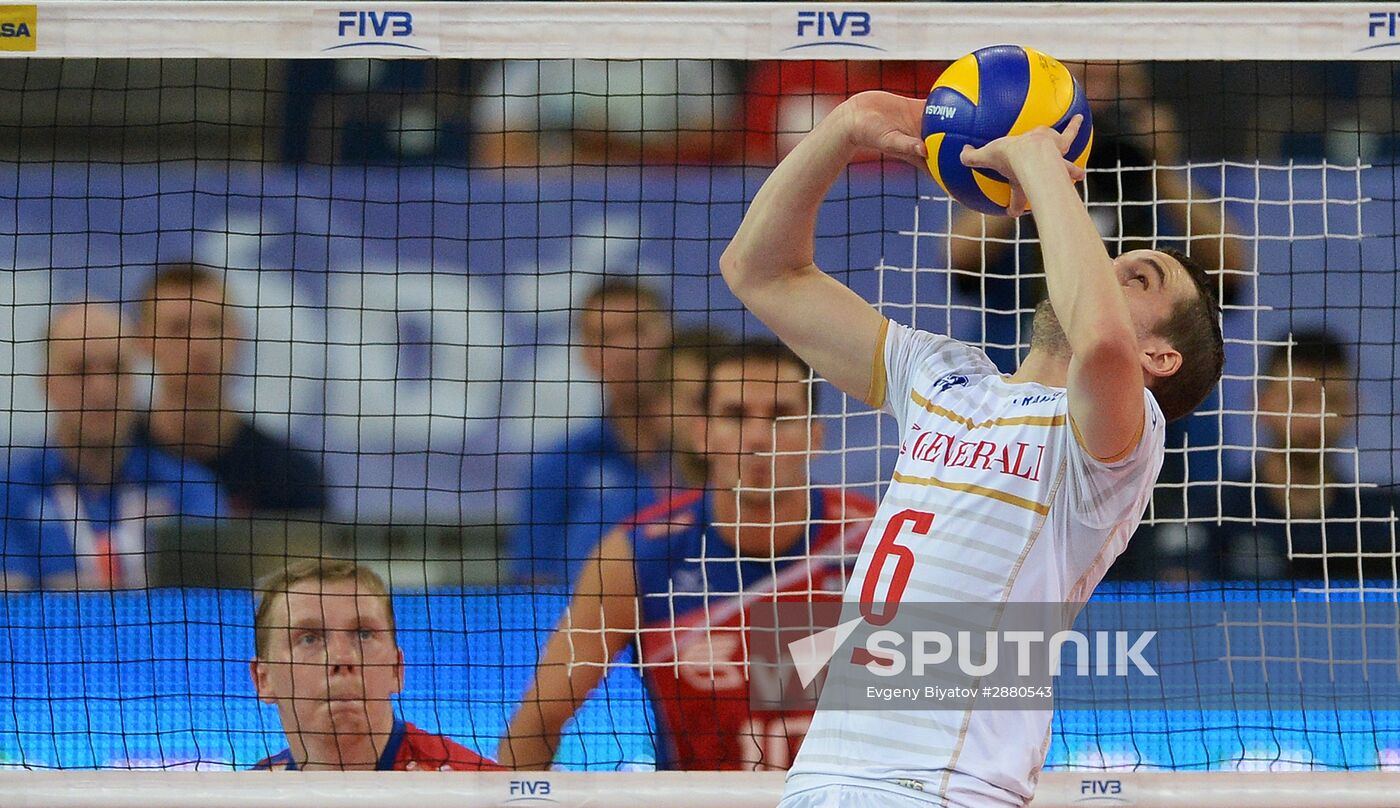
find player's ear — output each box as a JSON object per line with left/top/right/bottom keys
{"left": 393, "top": 647, "right": 405, "bottom": 695}
{"left": 810, "top": 413, "right": 825, "bottom": 448}
{"left": 250, "top": 659, "right": 277, "bottom": 705}
{"left": 1142, "top": 343, "right": 1182, "bottom": 380}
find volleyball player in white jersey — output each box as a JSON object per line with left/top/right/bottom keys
{"left": 720, "top": 92, "right": 1224, "bottom": 807}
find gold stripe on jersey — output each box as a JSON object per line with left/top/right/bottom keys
{"left": 910, "top": 389, "right": 1067, "bottom": 430}
{"left": 1069, "top": 412, "right": 1144, "bottom": 464}
{"left": 890, "top": 471, "right": 1051, "bottom": 516}
{"left": 865, "top": 318, "right": 891, "bottom": 409}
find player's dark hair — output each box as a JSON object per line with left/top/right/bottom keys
{"left": 1265, "top": 327, "right": 1351, "bottom": 381}
{"left": 580, "top": 276, "right": 668, "bottom": 316}
{"left": 666, "top": 325, "right": 735, "bottom": 391}
{"left": 1149, "top": 248, "right": 1224, "bottom": 423}
{"left": 699, "top": 338, "right": 815, "bottom": 412}
{"left": 138, "top": 263, "right": 225, "bottom": 322}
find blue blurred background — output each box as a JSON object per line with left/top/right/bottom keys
{"left": 4, "top": 585, "right": 1399, "bottom": 771}
{"left": 1, "top": 163, "right": 1396, "bottom": 523}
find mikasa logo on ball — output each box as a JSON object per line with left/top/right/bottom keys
{"left": 925, "top": 104, "right": 957, "bottom": 121}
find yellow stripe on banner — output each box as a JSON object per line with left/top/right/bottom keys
{"left": 1007, "top": 46, "right": 1074, "bottom": 137}
{"left": 892, "top": 471, "right": 1050, "bottom": 516}
{"left": 0, "top": 4, "right": 36, "bottom": 51}
{"left": 909, "top": 389, "right": 1066, "bottom": 430}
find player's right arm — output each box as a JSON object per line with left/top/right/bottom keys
{"left": 961, "top": 118, "right": 1148, "bottom": 461}
{"left": 720, "top": 91, "right": 928, "bottom": 406}
{"left": 499, "top": 529, "right": 639, "bottom": 770}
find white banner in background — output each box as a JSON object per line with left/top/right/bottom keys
{"left": 6, "top": 2, "right": 1397, "bottom": 61}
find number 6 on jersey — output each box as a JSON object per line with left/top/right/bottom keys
{"left": 859, "top": 509, "right": 932, "bottom": 625}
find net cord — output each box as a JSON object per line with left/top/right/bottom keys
{"left": 2, "top": 2, "right": 1395, "bottom": 62}
{"left": 5, "top": 771, "right": 1399, "bottom": 807}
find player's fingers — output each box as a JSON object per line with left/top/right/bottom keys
{"left": 1007, "top": 186, "right": 1029, "bottom": 218}
{"left": 1065, "top": 160, "right": 1086, "bottom": 182}
{"left": 1058, "top": 115, "right": 1083, "bottom": 153}
{"left": 878, "top": 131, "right": 925, "bottom": 163}
{"left": 904, "top": 134, "right": 929, "bottom": 161}
{"left": 959, "top": 144, "right": 986, "bottom": 168}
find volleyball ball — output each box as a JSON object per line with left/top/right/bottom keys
{"left": 922, "top": 45, "right": 1093, "bottom": 216}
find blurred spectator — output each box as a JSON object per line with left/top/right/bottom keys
{"left": 281, "top": 60, "right": 472, "bottom": 164}
{"left": 0, "top": 304, "right": 226, "bottom": 590}
{"left": 250, "top": 559, "right": 505, "bottom": 770}
{"left": 471, "top": 59, "right": 743, "bottom": 166}
{"left": 135, "top": 265, "right": 327, "bottom": 514}
{"left": 662, "top": 325, "right": 735, "bottom": 487}
{"left": 947, "top": 60, "right": 1247, "bottom": 373}
{"left": 502, "top": 339, "right": 875, "bottom": 770}
{"left": 742, "top": 60, "right": 947, "bottom": 164}
{"left": 1142, "top": 329, "right": 1396, "bottom": 581}
{"left": 507, "top": 278, "right": 674, "bottom": 586}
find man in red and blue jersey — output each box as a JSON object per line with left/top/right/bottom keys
{"left": 501, "top": 339, "right": 876, "bottom": 771}
{"left": 250, "top": 559, "right": 505, "bottom": 771}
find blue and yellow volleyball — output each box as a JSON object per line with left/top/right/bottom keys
{"left": 922, "top": 45, "right": 1093, "bottom": 216}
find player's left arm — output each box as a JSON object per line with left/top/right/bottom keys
{"left": 500, "top": 530, "right": 639, "bottom": 770}
{"left": 961, "top": 118, "right": 1146, "bottom": 460}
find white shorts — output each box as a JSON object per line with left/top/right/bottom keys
{"left": 779, "top": 778, "right": 946, "bottom": 808}
{"left": 780, "top": 773, "right": 1026, "bottom": 808}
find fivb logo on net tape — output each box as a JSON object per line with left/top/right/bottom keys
{"left": 772, "top": 7, "right": 889, "bottom": 53}
{"left": 315, "top": 8, "right": 440, "bottom": 54}
{"left": 1361, "top": 11, "right": 1400, "bottom": 52}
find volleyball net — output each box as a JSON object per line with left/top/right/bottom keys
{"left": 2, "top": 2, "right": 1400, "bottom": 805}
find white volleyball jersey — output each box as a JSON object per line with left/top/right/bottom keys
{"left": 787, "top": 320, "right": 1165, "bottom": 807}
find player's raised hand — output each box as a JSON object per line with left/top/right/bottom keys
{"left": 837, "top": 91, "right": 929, "bottom": 170}
{"left": 959, "top": 115, "right": 1087, "bottom": 216}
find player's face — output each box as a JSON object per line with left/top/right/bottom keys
{"left": 1259, "top": 362, "right": 1353, "bottom": 451}
{"left": 44, "top": 307, "right": 133, "bottom": 450}
{"left": 578, "top": 298, "right": 670, "bottom": 389}
{"left": 700, "top": 358, "right": 819, "bottom": 500}
{"left": 251, "top": 577, "right": 404, "bottom": 750}
{"left": 1031, "top": 250, "right": 1195, "bottom": 373}
{"left": 1114, "top": 249, "right": 1194, "bottom": 343}
{"left": 145, "top": 280, "right": 239, "bottom": 400}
